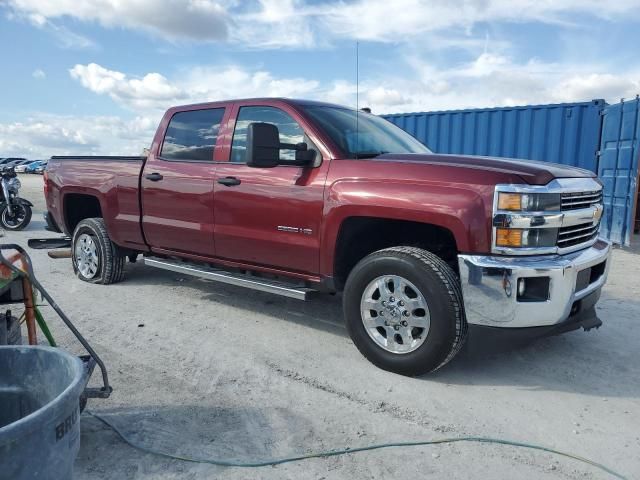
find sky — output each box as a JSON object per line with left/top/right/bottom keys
{"left": 1, "top": 0, "right": 639, "bottom": 158}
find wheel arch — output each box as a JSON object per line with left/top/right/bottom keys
{"left": 62, "top": 191, "right": 104, "bottom": 234}
{"left": 329, "top": 215, "right": 460, "bottom": 289}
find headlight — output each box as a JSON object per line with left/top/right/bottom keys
{"left": 497, "top": 192, "right": 561, "bottom": 212}
{"left": 493, "top": 179, "right": 604, "bottom": 255}
{"left": 7, "top": 178, "right": 21, "bottom": 191}
{"left": 495, "top": 228, "right": 558, "bottom": 248}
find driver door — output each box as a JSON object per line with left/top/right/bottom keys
{"left": 213, "top": 103, "right": 329, "bottom": 274}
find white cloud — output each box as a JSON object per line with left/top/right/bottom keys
{"left": 68, "top": 58, "right": 640, "bottom": 117}
{"left": 6, "top": 0, "right": 230, "bottom": 42}
{"left": 32, "top": 68, "right": 46, "bottom": 79}
{"left": 231, "top": 0, "right": 320, "bottom": 49}
{"left": 6, "top": 0, "right": 640, "bottom": 48}
{"left": 69, "top": 63, "right": 321, "bottom": 111}
{"left": 366, "top": 87, "right": 408, "bottom": 107}
{"left": 332, "top": 53, "right": 640, "bottom": 113}
{"left": 69, "top": 64, "right": 187, "bottom": 110}
{"left": 0, "top": 115, "right": 158, "bottom": 158}
{"left": 46, "top": 22, "right": 96, "bottom": 49}
{"left": 318, "top": 0, "right": 640, "bottom": 42}
{"left": 552, "top": 74, "right": 640, "bottom": 103}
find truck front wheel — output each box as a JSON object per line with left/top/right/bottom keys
{"left": 343, "top": 247, "right": 467, "bottom": 376}
{"left": 72, "top": 218, "right": 125, "bottom": 284}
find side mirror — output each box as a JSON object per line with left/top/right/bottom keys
{"left": 246, "top": 122, "right": 316, "bottom": 168}
{"left": 246, "top": 122, "right": 280, "bottom": 168}
{"left": 294, "top": 145, "right": 316, "bottom": 164}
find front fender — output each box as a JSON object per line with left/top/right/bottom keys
{"left": 16, "top": 198, "right": 33, "bottom": 207}
{"left": 320, "top": 179, "right": 493, "bottom": 276}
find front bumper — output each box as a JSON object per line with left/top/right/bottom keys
{"left": 458, "top": 238, "right": 611, "bottom": 328}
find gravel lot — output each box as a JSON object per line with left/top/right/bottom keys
{"left": 4, "top": 174, "right": 640, "bottom": 479}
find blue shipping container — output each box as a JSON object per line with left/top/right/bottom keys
{"left": 384, "top": 99, "right": 640, "bottom": 245}
{"left": 383, "top": 100, "right": 605, "bottom": 172}
{"left": 598, "top": 98, "right": 640, "bottom": 245}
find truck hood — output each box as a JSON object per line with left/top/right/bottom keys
{"left": 373, "top": 153, "right": 596, "bottom": 185}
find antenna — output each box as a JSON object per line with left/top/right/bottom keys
{"left": 356, "top": 41, "right": 359, "bottom": 158}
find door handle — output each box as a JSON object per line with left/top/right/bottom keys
{"left": 217, "top": 176, "right": 241, "bottom": 187}
{"left": 145, "top": 172, "right": 164, "bottom": 182}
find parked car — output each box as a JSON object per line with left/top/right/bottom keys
{"left": 3, "top": 159, "right": 31, "bottom": 170}
{"left": 33, "top": 162, "right": 48, "bottom": 174}
{"left": 44, "top": 98, "right": 610, "bottom": 375}
{"left": 23, "top": 160, "right": 46, "bottom": 173}
{"left": 0, "top": 158, "right": 27, "bottom": 167}
{"left": 15, "top": 161, "right": 37, "bottom": 173}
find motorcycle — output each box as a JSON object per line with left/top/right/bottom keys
{"left": 0, "top": 166, "right": 33, "bottom": 230}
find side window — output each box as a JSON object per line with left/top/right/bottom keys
{"left": 230, "top": 106, "right": 304, "bottom": 163}
{"left": 160, "top": 108, "right": 225, "bottom": 161}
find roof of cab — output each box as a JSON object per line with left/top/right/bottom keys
{"left": 169, "top": 97, "right": 351, "bottom": 112}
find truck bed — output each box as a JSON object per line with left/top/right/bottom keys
{"left": 50, "top": 156, "right": 146, "bottom": 162}
{"left": 46, "top": 155, "right": 147, "bottom": 250}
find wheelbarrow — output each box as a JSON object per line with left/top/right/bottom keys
{"left": 0, "top": 243, "right": 112, "bottom": 479}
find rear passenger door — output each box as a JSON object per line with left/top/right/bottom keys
{"left": 141, "top": 107, "right": 227, "bottom": 258}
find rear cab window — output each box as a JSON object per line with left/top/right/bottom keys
{"left": 160, "top": 108, "right": 225, "bottom": 161}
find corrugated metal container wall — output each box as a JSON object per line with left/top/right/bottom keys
{"left": 383, "top": 99, "right": 605, "bottom": 172}
{"left": 597, "top": 98, "right": 640, "bottom": 245}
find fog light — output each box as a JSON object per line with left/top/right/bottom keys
{"left": 516, "top": 277, "right": 551, "bottom": 302}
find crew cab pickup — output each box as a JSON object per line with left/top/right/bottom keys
{"left": 45, "top": 98, "right": 611, "bottom": 375}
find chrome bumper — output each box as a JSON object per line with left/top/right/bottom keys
{"left": 458, "top": 238, "right": 611, "bottom": 328}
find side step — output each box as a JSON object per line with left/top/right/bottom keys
{"left": 142, "top": 257, "right": 315, "bottom": 301}
{"left": 28, "top": 237, "right": 72, "bottom": 249}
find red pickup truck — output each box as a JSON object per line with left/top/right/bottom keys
{"left": 44, "top": 98, "right": 611, "bottom": 375}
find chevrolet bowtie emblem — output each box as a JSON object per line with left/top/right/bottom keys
{"left": 593, "top": 204, "right": 603, "bottom": 221}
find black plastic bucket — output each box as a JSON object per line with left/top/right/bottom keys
{"left": 0, "top": 346, "right": 85, "bottom": 480}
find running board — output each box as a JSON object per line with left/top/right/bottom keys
{"left": 142, "top": 257, "right": 314, "bottom": 300}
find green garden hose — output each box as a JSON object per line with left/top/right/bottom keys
{"left": 86, "top": 411, "right": 628, "bottom": 479}
{"left": 34, "top": 304, "right": 56, "bottom": 346}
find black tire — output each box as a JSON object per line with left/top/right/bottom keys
{"left": 0, "top": 203, "right": 32, "bottom": 230}
{"left": 343, "top": 246, "right": 467, "bottom": 376}
{"left": 72, "top": 218, "right": 125, "bottom": 284}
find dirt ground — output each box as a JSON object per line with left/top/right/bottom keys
{"left": 4, "top": 174, "right": 640, "bottom": 479}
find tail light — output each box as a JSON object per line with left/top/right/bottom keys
{"left": 43, "top": 170, "right": 48, "bottom": 196}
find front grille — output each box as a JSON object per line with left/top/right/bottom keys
{"left": 561, "top": 190, "right": 602, "bottom": 210}
{"left": 557, "top": 222, "right": 599, "bottom": 248}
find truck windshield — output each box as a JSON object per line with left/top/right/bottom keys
{"left": 304, "top": 106, "right": 432, "bottom": 158}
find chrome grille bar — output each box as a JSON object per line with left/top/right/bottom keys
{"left": 558, "top": 224, "right": 598, "bottom": 236}
{"left": 561, "top": 191, "right": 602, "bottom": 211}
{"left": 557, "top": 222, "right": 599, "bottom": 247}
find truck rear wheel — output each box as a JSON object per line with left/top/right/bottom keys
{"left": 343, "top": 246, "right": 467, "bottom": 376}
{"left": 72, "top": 218, "right": 125, "bottom": 285}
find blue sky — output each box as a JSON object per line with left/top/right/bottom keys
{"left": 1, "top": 0, "right": 639, "bottom": 157}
